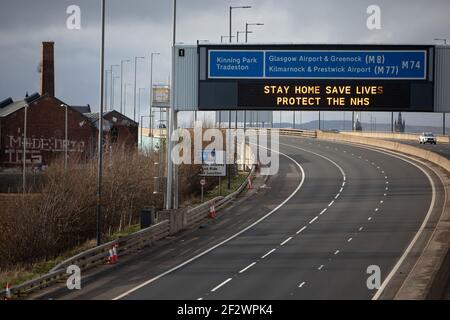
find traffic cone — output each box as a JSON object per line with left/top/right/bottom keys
{"left": 106, "top": 248, "right": 114, "bottom": 265}
{"left": 4, "top": 283, "right": 12, "bottom": 300}
{"left": 112, "top": 245, "right": 119, "bottom": 263}
{"left": 209, "top": 202, "right": 216, "bottom": 219}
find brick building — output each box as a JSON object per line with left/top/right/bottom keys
{"left": 0, "top": 41, "right": 138, "bottom": 172}
{"left": 0, "top": 93, "right": 94, "bottom": 170}
{"left": 84, "top": 110, "right": 138, "bottom": 149}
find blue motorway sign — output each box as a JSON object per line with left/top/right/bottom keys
{"left": 209, "top": 50, "right": 427, "bottom": 80}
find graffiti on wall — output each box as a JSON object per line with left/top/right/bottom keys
{"left": 3, "top": 135, "right": 86, "bottom": 165}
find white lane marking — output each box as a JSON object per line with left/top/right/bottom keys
{"left": 368, "top": 217, "right": 372, "bottom": 221}
{"left": 280, "top": 237, "right": 293, "bottom": 246}
{"left": 318, "top": 265, "right": 324, "bottom": 270}
{"left": 328, "top": 200, "right": 335, "bottom": 207}
{"left": 339, "top": 187, "right": 344, "bottom": 193}
{"left": 334, "top": 250, "right": 340, "bottom": 255}
{"left": 384, "top": 193, "right": 387, "bottom": 196}
{"left": 261, "top": 248, "right": 276, "bottom": 259}
{"left": 309, "top": 216, "right": 318, "bottom": 224}
{"left": 342, "top": 182, "right": 346, "bottom": 187}
{"left": 381, "top": 170, "right": 385, "bottom": 173}
{"left": 371, "top": 162, "right": 375, "bottom": 165}
{"left": 211, "top": 278, "right": 232, "bottom": 292}
{"left": 380, "top": 200, "right": 384, "bottom": 204}
{"left": 375, "top": 208, "right": 379, "bottom": 212}
{"left": 298, "top": 281, "right": 306, "bottom": 288}
{"left": 385, "top": 181, "right": 389, "bottom": 184}
{"left": 319, "top": 208, "right": 327, "bottom": 216}
{"left": 113, "top": 147, "right": 306, "bottom": 300}
{"left": 359, "top": 227, "right": 364, "bottom": 231}
{"left": 348, "top": 237, "right": 353, "bottom": 242}
{"left": 377, "top": 166, "right": 380, "bottom": 169}
{"left": 335, "top": 193, "right": 340, "bottom": 199}
{"left": 297, "top": 226, "right": 307, "bottom": 234}
{"left": 239, "top": 262, "right": 256, "bottom": 274}
{"left": 197, "top": 297, "right": 203, "bottom": 300}
{"left": 366, "top": 148, "right": 437, "bottom": 300}
{"left": 385, "top": 187, "right": 389, "bottom": 190}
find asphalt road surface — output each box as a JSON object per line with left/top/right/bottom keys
{"left": 38, "top": 136, "right": 437, "bottom": 300}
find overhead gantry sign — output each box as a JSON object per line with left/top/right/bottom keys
{"left": 197, "top": 44, "right": 435, "bottom": 112}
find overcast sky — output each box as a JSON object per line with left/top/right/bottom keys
{"left": 0, "top": 0, "right": 449, "bottom": 126}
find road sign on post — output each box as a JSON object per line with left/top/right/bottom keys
{"left": 200, "top": 178, "right": 205, "bottom": 203}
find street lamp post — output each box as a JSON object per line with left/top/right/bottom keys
{"left": 237, "top": 30, "right": 251, "bottom": 43}
{"left": 110, "top": 65, "right": 119, "bottom": 112}
{"left": 245, "top": 22, "right": 264, "bottom": 43}
{"left": 123, "top": 84, "right": 131, "bottom": 118}
{"left": 150, "top": 52, "right": 160, "bottom": 151}
{"left": 61, "top": 104, "right": 68, "bottom": 169}
{"left": 434, "top": 38, "right": 448, "bottom": 45}
{"left": 120, "top": 59, "right": 130, "bottom": 114}
{"left": 138, "top": 87, "right": 145, "bottom": 126}
{"left": 96, "top": 0, "right": 106, "bottom": 246}
{"left": 228, "top": 6, "right": 251, "bottom": 187}
{"left": 133, "top": 56, "right": 145, "bottom": 122}
{"left": 220, "top": 35, "right": 235, "bottom": 43}
{"left": 112, "top": 75, "right": 120, "bottom": 111}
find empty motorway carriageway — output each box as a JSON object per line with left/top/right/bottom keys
{"left": 35, "top": 135, "right": 445, "bottom": 301}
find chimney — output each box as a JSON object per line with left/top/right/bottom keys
{"left": 41, "top": 42, "right": 55, "bottom": 97}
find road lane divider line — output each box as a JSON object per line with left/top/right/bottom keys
{"left": 239, "top": 262, "right": 256, "bottom": 274}
{"left": 297, "top": 226, "right": 307, "bottom": 234}
{"left": 334, "top": 250, "right": 340, "bottom": 255}
{"left": 280, "top": 237, "right": 293, "bottom": 246}
{"left": 298, "top": 282, "right": 306, "bottom": 288}
{"left": 348, "top": 238, "right": 353, "bottom": 242}
{"left": 261, "top": 249, "right": 276, "bottom": 259}
{"left": 318, "top": 265, "right": 324, "bottom": 270}
{"left": 319, "top": 209, "right": 327, "bottom": 216}
{"left": 112, "top": 146, "right": 306, "bottom": 300}
{"left": 328, "top": 200, "right": 335, "bottom": 207}
{"left": 309, "top": 216, "right": 318, "bottom": 224}
{"left": 211, "top": 278, "right": 233, "bottom": 292}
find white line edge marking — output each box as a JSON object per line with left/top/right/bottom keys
{"left": 280, "top": 237, "right": 293, "bottom": 246}
{"left": 359, "top": 227, "right": 364, "bottom": 231}
{"left": 318, "top": 265, "right": 324, "bottom": 270}
{"left": 299, "top": 281, "right": 306, "bottom": 288}
{"left": 211, "top": 278, "right": 233, "bottom": 292}
{"left": 328, "top": 200, "right": 335, "bottom": 207}
{"left": 197, "top": 297, "right": 203, "bottom": 300}
{"left": 348, "top": 237, "right": 353, "bottom": 242}
{"left": 112, "top": 146, "right": 306, "bottom": 300}
{"left": 334, "top": 250, "right": 340, "bottom": 255}
{"left": 239, "top": 262, "right": 256, "bottom": 274}
{"left": 261, "top": 248, "right": 276, "bottom": 259}
{"left": 319, "top": 208, "right": 327, "bottom": 216}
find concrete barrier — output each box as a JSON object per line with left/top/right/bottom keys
{"left": 317, "top": 131, "right": 450, "bottom": 172}
{"left": 340, "top": 131, "right": 450, "bottom": 143}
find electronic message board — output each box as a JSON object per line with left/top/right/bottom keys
{"left": 198, "top": 44, "right": 434, "bottom": 111}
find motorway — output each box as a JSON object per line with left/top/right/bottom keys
{"left": 389, "top": 139, "right": 450, "bottom": 159}
{"left": 37, "top": 136, "right": 440, "bottom": 300}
